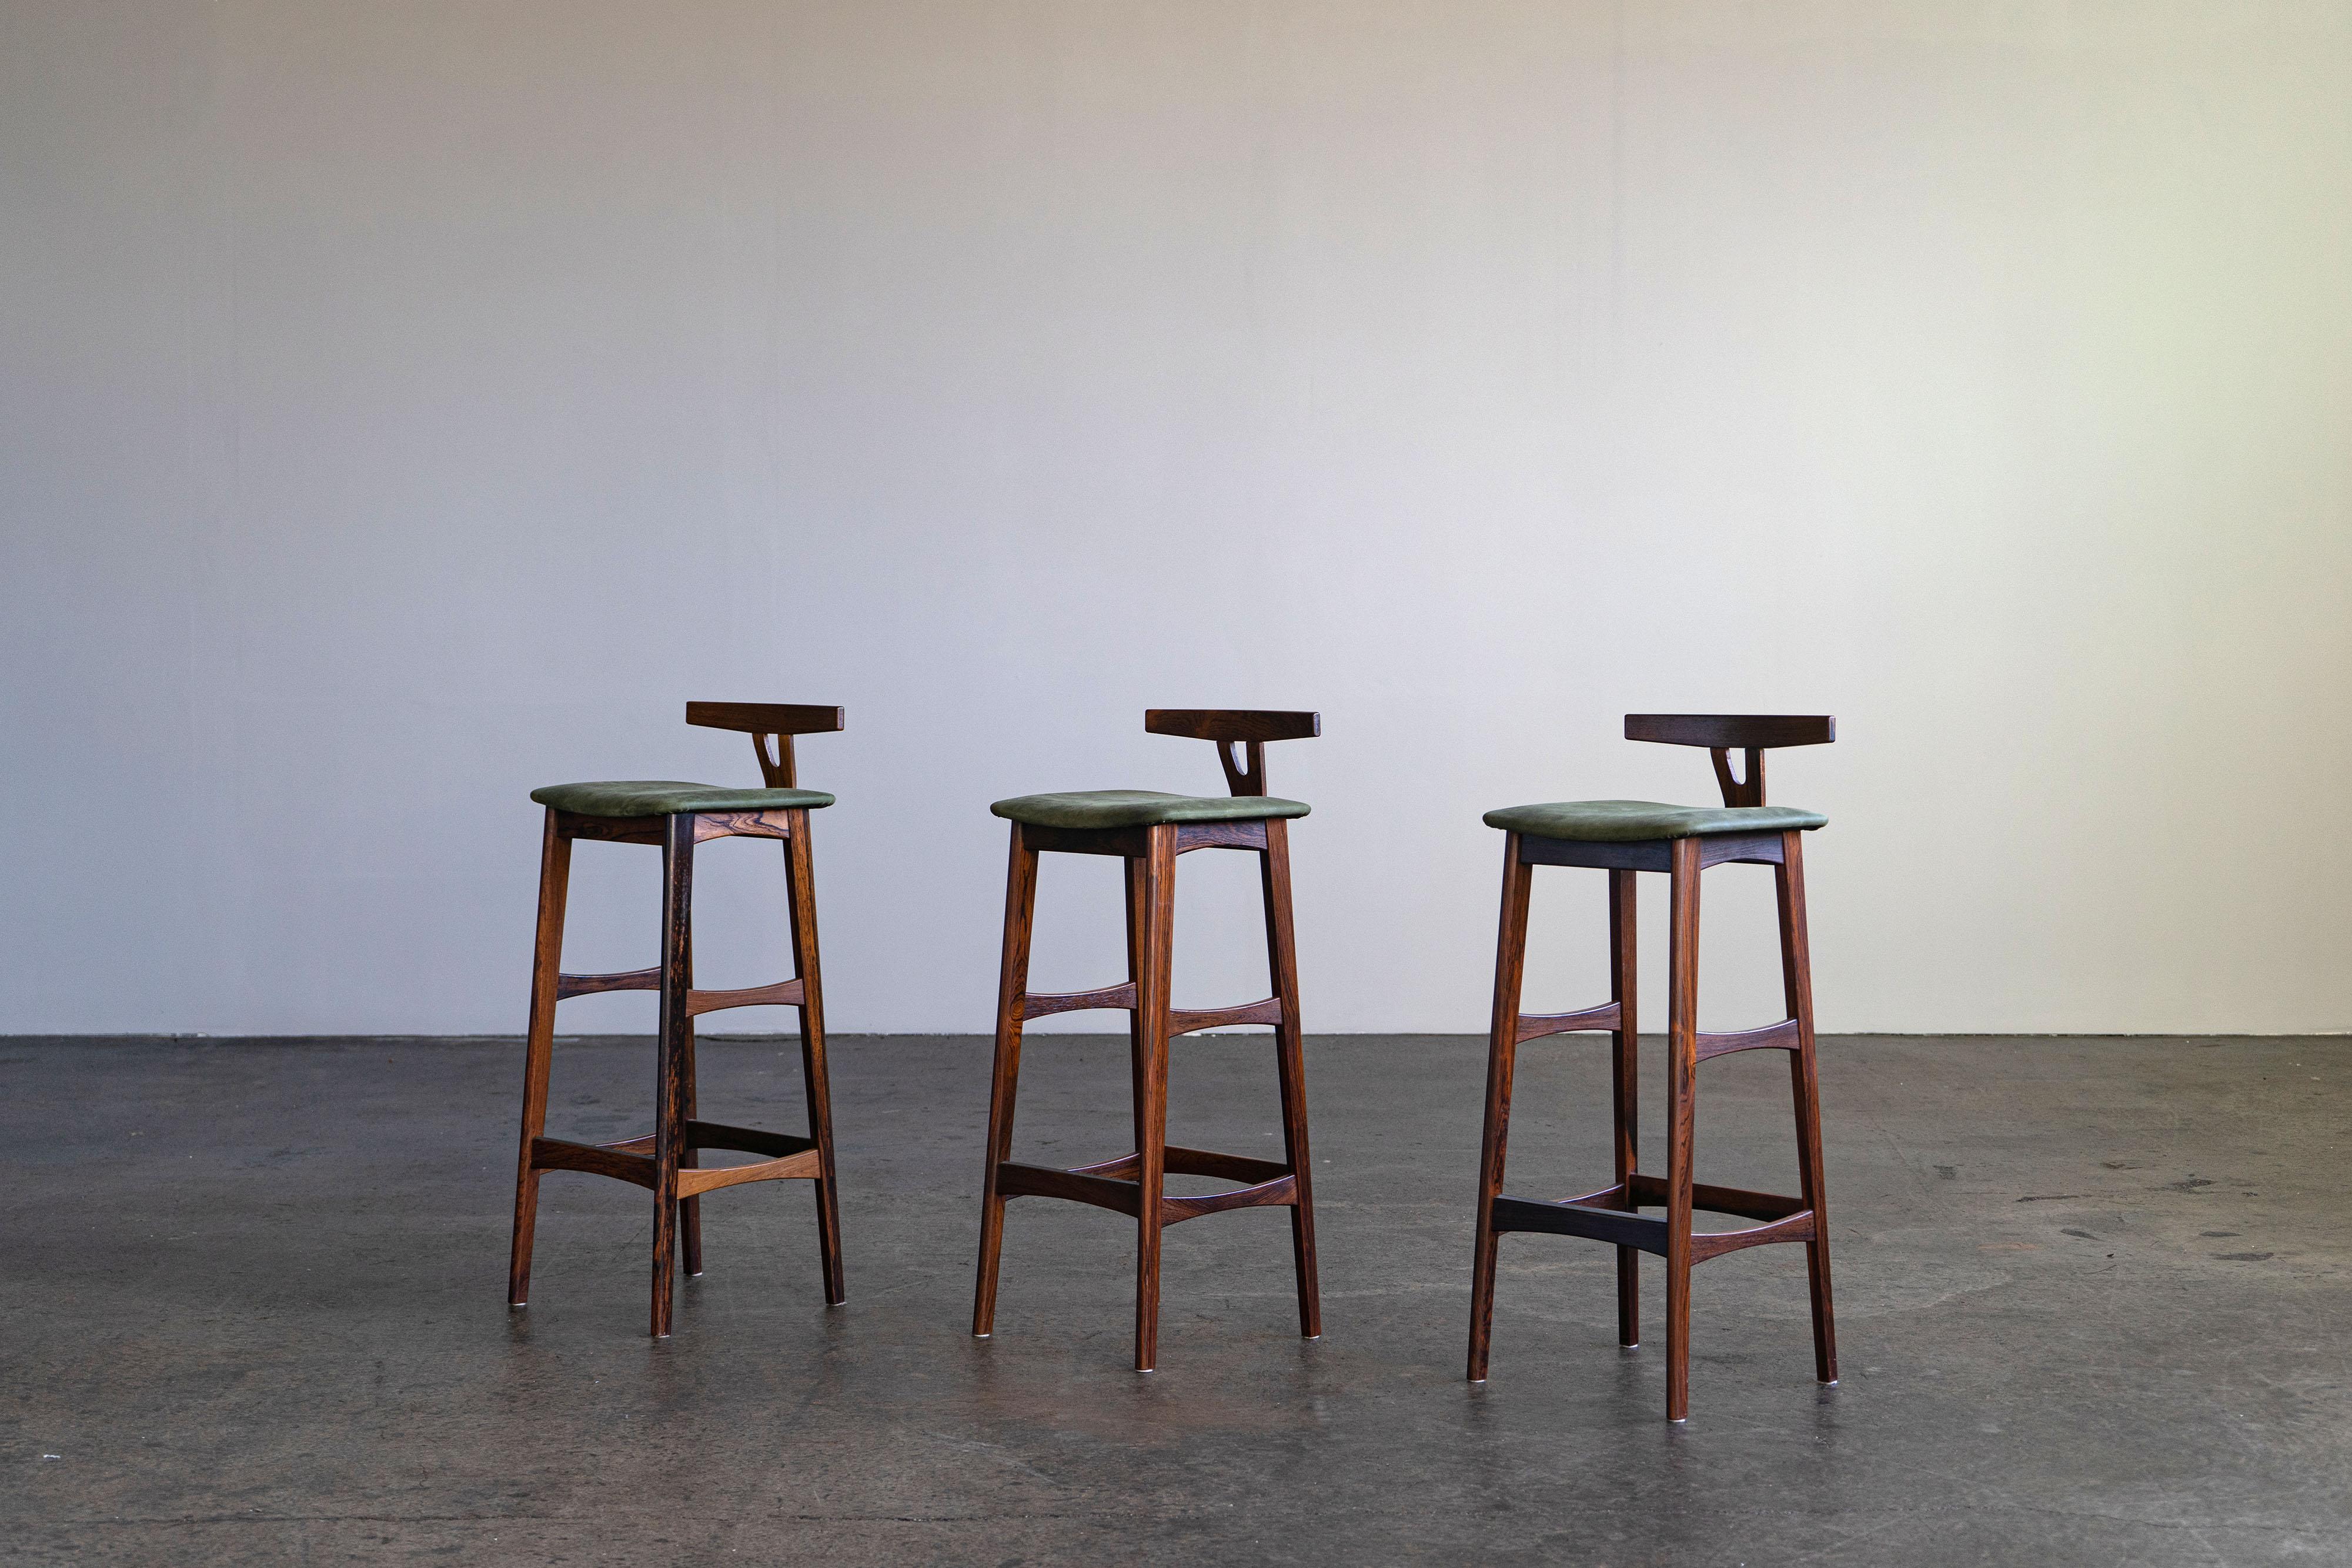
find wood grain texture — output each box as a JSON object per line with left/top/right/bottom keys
{"left": 1022, "top": 982, "right": 1137, "bottom": 1020}
{"left": 507, "top": 809, "right": 572, "bottom": 1308}
{"left": 684, "top": 701, "right": 844, "bottom": 736}
{"left": 1174, "top": 819, "right": 1269, "bottom": 854}
{"left": 683, "top": 977, "right": 806, "bottom": 1018}
{"left": 1144, "top": 709, "right": 1319, "bottom": 743}
{"left": 1132, "top": 823, "right": 1177, "bottom": 1371}
{"left": 783, "top": 805, "right": 847, "bottom": 1307}
{"left": 994, "top": 1161, "right": 1144, "bottom": 1217}
{"left": 1779, "top": 828, "right": 1839, "bottom": 1384}
{"left": 530, "top": 1136, "right": 657, "bottom": 1189}
{"left": 1161, "top": 1175, "right": 1297, "bottom": 1225}
{"left": 1693, "top": 1018, "right": 1801, "bottom": 1062}
{"left": 693, "top": 809, "right": 793, "bottom": 842}
{"left": 971, "top": 825, "right": 1038, "bottom": 1338}
{"left": 1688, "top": 1209, "right": 1819, "bottom": 1262}
{"left": 1261, "top": 814, "right": 1321, "bottom": 1339}
{"left": 1166, "top": 997, "right": 1281, "bottom": 1037}
{"left": 1466, "top": 831, "right": 1533, "bottom": 1382}
{"left": 1608, "top": 865, "right": 1641, "bottom": 1348}
{"left": 556, "top": 966, "right": 659, "bottom": 999}
{"left": 1624, "top": 714, "right": 1833, "bottom": 750}
{"left": 1664, "top": 835, "right": 1702, "bottom": 1422}
{"left": 1513, "top": 1000, "right": 1620, "bottom": 1045}
{"left": 676, "top": 1148, "right": 823, "bottom": 1198}
{"left": 648, "top": 812, "right": 696, "bottom": 1338}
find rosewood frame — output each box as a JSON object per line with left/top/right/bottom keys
{"left": 973, "top": 710, "right": 1322, "bottom": 1371}
{"left": 507, "top": 703, "right": 847, "bottom": 1337}
{"left": 1467, "top": 714, "right": 1838, "bottom": 1420}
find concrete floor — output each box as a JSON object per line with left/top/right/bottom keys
{"left": 2, "top": 1033, "right": 2346, "bottom": 1564}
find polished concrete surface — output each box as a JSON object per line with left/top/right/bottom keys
{"left": 4, "top": 1033, "right": 2346, "bottom": 1564}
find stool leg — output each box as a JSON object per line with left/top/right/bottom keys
{"left": 1608, "top": 867, "right": 1640, "bottom": 1348}
{"left": 649, "top": 813, "right": 696, "bottom": 1338}
{"left": 1261, "top": 818, "right": 1321, "bottom": 1339}
{"left": 508, "top": 809, "right": 572, "bottom": 1308}
{"left": 1124, "top": 852, "right": 1150, "bottom": 1182}
{"left": 679, "top": 930, "right": 701, "bottom": 1279}
{"left": 973, "top": 826, "right": 1039, "bottom": 1337}
{"left": 1664, "top": 836, "right": 1701, "bottom": 1420}
{"left": 1468, "top": 833, "right": 1533, "bottom": 1382}
{"left": 786, "top": 808, "right": 847, "bottom": 1306}
{"left": 1132, "top": 824, "right": 1177, "bottom": 1372}
{"left": 1778, "top": 830, "right": 1838, "bottom": 1384}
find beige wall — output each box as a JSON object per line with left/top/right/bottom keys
{"left": 4, "top": 2, "right": 2348, "bottom": 1035}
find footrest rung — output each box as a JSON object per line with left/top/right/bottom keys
{"left": 1021, "top": 983, "right": 1137, "bottom": 1021}
{"left": 557, "top": 967, "right": 660, "bottom": 999}
{"left": 1625, "top": 1173, "right": 1807, "bottom": 1221}
{"left": 531, "top": 1136, "right": 657, "bottom": 1189}
{"left": 1168, "top": 998, "right": 1281, "bottom": 1036}
{"left": 686, "top": 978, "right": 805, "bottom": 1017}
{"left": 1689, "top": 1209, "right": 1816, "bottom": 1261}
{"left": 1515, "top": 1001, "right": 1622, "bottom": 1044}
{"left": 1490, "top": 1195, "right": 1666, "bottom": 1255}
{"left": 1694, "top": 1018, "right": 1800, "bottom": 1061}
{"left": 998, "top": 1150, "right": 1302, "bottom": 1225}
{"left": 1161, "top": 1175, "right": 1297, "bottom": 1225}
{"left": 996, "top": 1162, "right": 1142, "bottom": 1216}
{"left": 677, "top": 1148, "right": 823, "bottom": 1197}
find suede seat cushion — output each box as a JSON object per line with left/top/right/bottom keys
{"left": 991, "top": 790, "right": 1310, "bottom": 831}
{"left": 530, "top": 781, "right": 836, "bottom": 818}
{"left": 1483, "top": 800, "right": 1825, "bottom": 842}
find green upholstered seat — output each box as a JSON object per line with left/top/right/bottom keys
{"left": 991, "top": 790, "right": 1309, "bottom": 831}
{"left": 530, "top": 780, "right": 836, "bottom": 818}
{"left": 1484, "top": 800, "right": 1825, "bottom": 843}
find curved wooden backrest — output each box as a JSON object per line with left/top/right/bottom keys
{"left": 1623, "top": 713, "right": 1833, "bottom": 808}
{"left": 1145, "top": 709, "right": 1320, "bottom": 798}
{"left": 686, "top": 701, "right": 845, "bottom": 790}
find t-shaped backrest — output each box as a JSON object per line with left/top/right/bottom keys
{"left": 1623, "top": 713, "right": 1834, "bottom": 807}
{"left": 1145, "top": 709, "right": 1320, "bottom": 797}
{"left": 686, "top": 701, "right": 845, "bottom": 789}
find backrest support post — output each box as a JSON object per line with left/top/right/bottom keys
{"left": 1145, "top": 709, "right": 1319, "bottom": 798}
{"left": 686, "top": 701, "right": 843, "bottom": 790}
{"left": 1626, "top": 714, "right": 1832, "bottom": 808}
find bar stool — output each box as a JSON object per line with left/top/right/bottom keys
{"left": 506, "top": 701, "right": 847, "bottom": 1338}
{"left": 972, "top": 710, "right": 1323, "bottom": 1372}
{"left": 1466, "top": 714, "right": 1839, "bottom": 1420}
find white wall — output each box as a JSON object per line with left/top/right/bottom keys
{"left": 5, "top": 1, "right": 2348, "bottom": 1037}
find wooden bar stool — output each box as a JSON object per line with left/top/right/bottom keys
{"left": 506, "top": 701, "right": 848, "bottom": 1338}
{"left": 1466, "top": 714, "right": 1839, "bottom": 1420}
{"left": 972, "top": 710, "right": 1323, "bottom": 1372}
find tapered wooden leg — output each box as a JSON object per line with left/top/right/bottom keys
{"left": 650, "top": 812, "right": 696, "bottom": 1338}
{"left": 1608, "top": 866, "right": 1640, "bottom": 1348}
{"left": 784, "top": 808, "right": 847, "bottom": 1305}
{"left": 973, "top": 827, "right": 1039, "bottom": 1337}
{"left": 509, "top": 809, "right": 572, "bottom": 1308}
{"left": 1778, "top": 831, "right": 1838, "bottom": 1384}
{"left": 1132, "top": 824, "right": 1177, "bottom": 1372}
{"left": 1467, "top": 834, "right": 1534, "bottom": 1382}
{"left": 1663, "top": 837, "right": 1701, "bottom": 1420}
{"left": 1124, "top": 852, "right": 1150, "bottom": 1161}
{"left": 678, "top": 928, "right": 701, "bottom": 1279}
{"left": 1261, "top": 818, "right": 1321, "bottom": 1339}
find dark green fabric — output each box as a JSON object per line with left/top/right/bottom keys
{"left": 1483, "top": 799, "right": 1825, "bottom": 842}
{"left": 531, "top": 780, "right": 835, "bottom": 817}
{"left": 991, "top": 790, "right": 1309, "bottom": 831}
